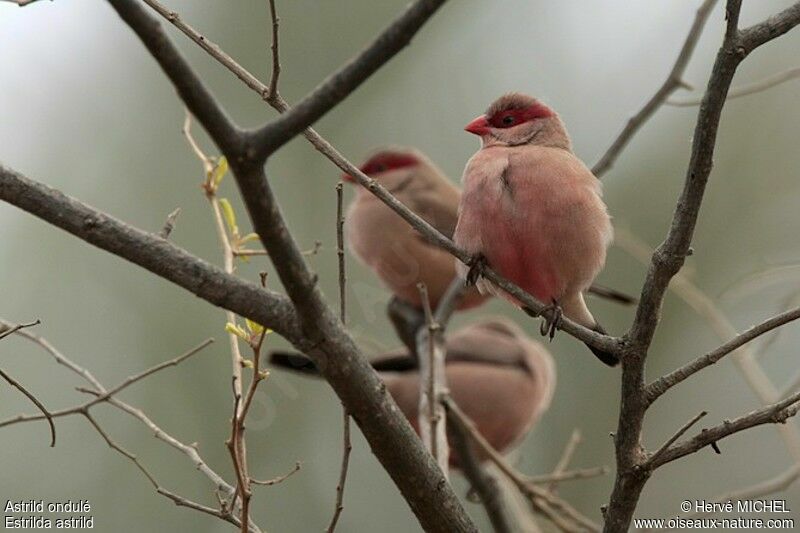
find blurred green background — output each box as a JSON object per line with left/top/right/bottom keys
{"left": 2, "top": 1, "right": 799, "bottom": 531}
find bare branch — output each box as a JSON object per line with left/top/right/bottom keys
{"left": 251, "top": 460, "right": 301, "bottom": 486}
{"left": 646, "top": 411, "right": 707, "bottom": 467}
{"left": 326, "top": 408, "right": 352, "bottom": 533}
{"left": 0, "top": 319, "right": 40, "bottom": 341}
{"left": 547, "top": 429, "right": 582, "bottom": 493}
{"left": 447, "top": 411, "right": 513, "bottom": 533}
{"left": 668, "top": 66, "right": 800, "bottom": 106}
{"left": 0, "top": 0, "right": 45, "bottom": 5}
{"left": 0, "top": 318, "right": 239, "bottom": 501}
{"left": 327, "top": 182, "right": 352, "bottom": 533}
{"left": 266, "top": 0, "right": 280, "bottom": 100}
{"left": 0, "top": 367, "right": 56, "bottom": 447}
{"left": 1, "top": 338, "right": 213, "bottom": 428}
{"left": 443, "top": 396, "right": 600, "bottom": 533}
{"left": 83, "top": 411, "right": 260, "bottom": 532}
{"left": 0, "top": 166, "right": 300, "bottom": 342}
{"left": 646, "top": 307, "right": 800, "bottom": 402}
{"left": 416, "top": 283, "right": 449, "bottom": 476}
{"left": 249, "top": 0, "right": 448, "bottom": 160}
{"left": 592, "top": 0, "right": 718, "bottom": 177}
{"left": 649, "top": 390, "right": 800, "bottom": 468}
{"left": 527, "top": 467, "right": 609, "bottom": 485}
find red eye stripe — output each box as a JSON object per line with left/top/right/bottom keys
{"left": 487, "top": 103, "right": 553, "bottom": 129}
{"left": 359, "top": 153, "right": 420, "bottom": 175}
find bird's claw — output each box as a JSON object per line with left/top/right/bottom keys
{"left": 465, "top": 253, "right": 488, "bottom": 287}
{"left": 538, "top": 300, "right": 563, "bottom": 341}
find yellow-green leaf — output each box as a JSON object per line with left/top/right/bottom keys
{"left": 241, "top": 359, "right": 254, "bottom": 369}
{"left": 212, "top": 156, "right": 228, "bottom": 187}
{"left": 245, "top": 318, "right": 264, "bottom": 334}
{"left": 218, "top": 198, "right": 238, "bottom": 236}
{"left": 224, "top": 322, "right": 248, "bottom": 341}
{"left": 239, "top": 232, "right": 260, "bottom": 245}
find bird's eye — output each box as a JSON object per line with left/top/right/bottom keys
{"left": 502, "top": 115, "right": 516, "bottom": 126}
{"left": 375, "top": 164, "right": 387, "bottom": 172}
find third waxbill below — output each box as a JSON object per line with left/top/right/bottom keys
{"left": 269, "top": 317, "right": 556, "bottom": 467}
{"left": 454, "top": 93, "right": 617, "bottom": 366}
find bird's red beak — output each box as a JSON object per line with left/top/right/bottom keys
{"left": 465, "top": 115, "right": 490, "bottom": 136}
{"left": 341, "top": 172, "right": 356, "bottom": 183}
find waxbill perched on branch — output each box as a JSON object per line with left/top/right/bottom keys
{"left": 343, "top": 147, "right": 488, "bottom": 312}
{"left": 454, "top": 93, "right": 618, "bottom": 366}
{"left": 343, "top": 148, "right": 632, "bottom": 315}
{"left": 269, "top": 317, "right": 556, "bottom": 467}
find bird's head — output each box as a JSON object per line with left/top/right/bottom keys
{"left": 342, "top": 148, "right": 423, "bottom": 192}
{"left": 465, "top": 93, "right": 570, "bottom": 150}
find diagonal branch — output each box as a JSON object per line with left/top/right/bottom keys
{"left": 646, "top": 306, "right": 800, "bottom": 402}
{"left": 0, "top": 164, "right": 301, "bottom": 342}
{"left": 248, "top": 0, "right": 448, "bottom": 161}
{"left": 648, "top": 390, "right": 800, "bottom": 469}
{"left": 0, "top": 366, "right": 56, "bottom": 447}
{"left": 667, "top": 66, "right": 800, "bottom": 106}
{"left": 592, "top": 0, "right": 718, "bottom": 177}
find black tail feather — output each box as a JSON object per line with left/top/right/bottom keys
{"left": 587, "top": 284, "right": 638, "bottom": 306}
{"left": 587, "top": 323, "right": 619, "bottom": 367}
{"left": 269, "top": 351, "right": 321, "bottom": 376}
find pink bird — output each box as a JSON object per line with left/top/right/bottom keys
{"left": 344, "top": 147, "right": 488, "bottom": 311}
{"left": 269, "top": 317, "right": 556, "bottom": 467}
{"left": 454, "top": 93, "right": 617, "bottom": 366}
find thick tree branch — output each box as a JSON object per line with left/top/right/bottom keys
{"left": 248, "top": 0, "right": 448, "bottom": 160}
{"left": 603, "top": 1, "right": 800, "bottom": 530}
{"left": 592, "top": 0, "right": 718, "bottom": 177}
{"left": 0, "top": 164, "right": 301, "bottom": 341}
{"left": 646, "top": 306, "right": 800, "bottom": 402}
{"left": 103, "top": 3, "right": 477, "bottom": 529}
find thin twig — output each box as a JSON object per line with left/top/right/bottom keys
{"left": 447, "top": 410, "right": 513, "bottom": 533}
{"left": 416, "top": 283, "right": 449, "bottom": 476}
{"left": 159, "top": 207, "right": 181, "bottom": 238}
{"left": 0, "top": 367, "right": 56, "bottom": 447}
{"left": 592, "top": 0, "right": 718, "bottom": 177}
{"left": 266, "top": 0, "right": 280, "bottom": 101}
{"left": 649, "top": 389, "right": 800, "bottom": 468}
{"left": 443, "top": 396, "right": 601, "bottom": 533}
{"left": 0, "top": 319, "right": 40, "bottom": 341}
{"left": 547, "top": 429, "right": 581, "bottom": 493}
{"left": 646, "top": 411, "right": 707, "bottom": 467}
{"left": 327, "top": 180, "right": 352, "bottom": 533}
{"left": 0, "top": 321, "right": 253, "bottom": 527}
{"left": 251, "top": 460, "right": 301, "bottom": 486}
{"left": 327, "top": 408, "right": 352, "bottom": 533}
{"left": 646, "top": 307, "right": 800, "bottom": 402}
{"left": 668, "top": 66, "right": 800, "bottom": 106}
{"left": 1, "top": 339, "right": 214, "bottom": 427}
{"left": 527, "top": 466, "right": 609, "bottom": 485}
{"left": 183, "top": 115, "right": 247, "bottom": 414}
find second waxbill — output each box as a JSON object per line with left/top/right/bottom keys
{"left": 454, "top": 93, "right": 617, "bottom": 366}
{"left": 344, "top": 148, "right": 488, "bottom": 311}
